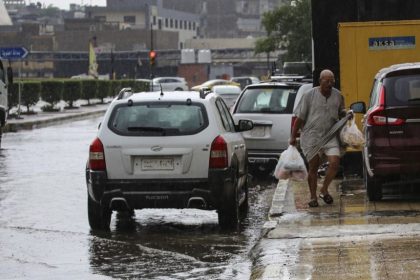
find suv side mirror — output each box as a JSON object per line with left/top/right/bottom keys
{"left": 236, "top": 119, "right": 253, "bottom": 132}
{"left": 350, "top": 101, "right": 366, "bottom": 114}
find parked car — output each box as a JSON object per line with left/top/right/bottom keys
{"left": 351, "top": 63, "right": 420, "bottom": 201}
{"left": 151, "top": 77, "right": 188, "bottom": 91}
{"left": 230, "top": 76, "right": 260, "bottom": 90}
{"left": 212, "top": 84, "right": 241, "bottom": 108}
{"left": 86, "top": 88, "right": 254, "bottom": 230}
{"left": 191, "top": 79, "right": 240, "bottom": 91}
{"left": 230, "top": 80, "right": 308, "bottom": 174}
{"left": 291, "top": 83, "right": 313, "bottom": 139}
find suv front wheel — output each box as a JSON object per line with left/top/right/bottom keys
{"left": 88, "top": 194, "right": 112, "bottom": 230}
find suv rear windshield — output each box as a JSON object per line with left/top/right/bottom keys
{"left": 384, "top": 72, "right": 420, "bottom": 106}
{"left": 235, "top": 86, "right": 298, "bottom": 113}
{"left": 108, "top": 102, "right": 208, "bottom": 136}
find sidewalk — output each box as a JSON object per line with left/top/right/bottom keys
{"left": 4, "top": 103, "right": 109, "bottom": 132}
{"left": 251, "top": 177, "right": 420, "bottom": 279}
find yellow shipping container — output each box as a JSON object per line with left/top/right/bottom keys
{"left": 339, "top": 20, "right": 420, "bottom": 108}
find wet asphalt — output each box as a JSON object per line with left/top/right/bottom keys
{"left": 3, "top": 105, "right": 420, "bottom": 279}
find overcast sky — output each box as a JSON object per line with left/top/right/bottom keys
{"left": 32, "top": 0, "right": 106, "bottom": 10}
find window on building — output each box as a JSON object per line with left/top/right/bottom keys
{"left": 193, "top": 22, "right": 196, "bottom": 30}
{"left": 170, "top": 19, "right": 173, "bottom": 28}
{"left": 123, "top": 16, "right": 136, "bottom": 24}
{"left": 153, "top": 16, "right": 156, "bottom": 25}
{"left": 165, "top": 18, "right": 168, "bottom": 28}
{"left": 158, "top": 19, "right": 162, "bottom": 30}
{"left": 175, "top": 19, "right": 178, "bottom": 29}
{"left": 184, "top": 20, "right": 187, "bottom": 29}
{"left": 188, "top": 21, "right": 191, "bottom": 30}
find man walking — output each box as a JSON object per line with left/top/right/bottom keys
{"left": 289, "top": 69, "right": 348, "bottom": 207}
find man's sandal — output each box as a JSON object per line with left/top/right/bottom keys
{"left": 308, "top": 199, "right": 319, "bottom": 207}
{"left": 319, "top": 193, "right": 334, "bottom": 204}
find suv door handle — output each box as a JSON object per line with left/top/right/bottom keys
{"left": 234, "top": 145, "right": 239, "bottom": 150}
{"left": 239, "top": 144, "right": 245, "bottom": 149}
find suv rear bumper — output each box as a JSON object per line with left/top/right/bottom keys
{"left": 86, "top": 168, "right": 233, "bottom": 210}
{"left": 247, "top": 150, "right": 282, "bottom": 170}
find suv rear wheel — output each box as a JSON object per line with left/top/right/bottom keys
{"left": 218, "top": 173, "right": 240, "bottom": 229}
{"left": 363, "top": 164, "right": 382, "bottom": 201}
{"left": 88, "top": 194, "right": 112, "bottom": 230}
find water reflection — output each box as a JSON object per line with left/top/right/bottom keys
{"left": 87, "top": 182, "right": 276, "bottom": 279}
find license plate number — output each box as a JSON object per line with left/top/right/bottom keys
{"left": 141, "top": 158, "right": 174, "bottom": 170}
{"left": 251, "top": 126, "right": 265, "bottom": 137}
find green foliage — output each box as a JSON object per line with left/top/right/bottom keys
{"left": 110, "top": 80, "right": 122, "bottom": 97}
{"left": 257, "top": 0, "right": 312, "bottom": 61}
{"left": 63, "top": 80, "right": 82, "bottom": 108}
{"left": 21, "top": 81, "right": 41, "bottom": 112}
{"left": 120, "top": 79, "right": 135, "bottom": 90}
{"left": 81, "top": 80, "right": 98, "bottom": 105}
{"left": 7, "top": 83, "right": 19, "bottom": 114}
{"left": 133, "top": 80, "right": 151, "bottom": 92}
{"left": 40, "top": 81, "right": 63, "bottom": 110}
{"left": 96, "top": 80, "right": 110, "bottom": 103}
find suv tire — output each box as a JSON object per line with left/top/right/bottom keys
{"left": 218, "top": 173, "right": 240, "bottom": 229}
{"left": 88, "top": 194, "right": 112, "bottom": 230}
{"left": 363, "top": 164, "right": 382, "bottom": 201}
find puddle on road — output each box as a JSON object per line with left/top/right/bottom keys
{"left": 87, "top": 180, "right": 277, "bottom": 280}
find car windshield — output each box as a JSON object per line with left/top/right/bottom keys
{"left": 236, "top": 87, "right": 297, "bottom": 113}
{"left": 384, "top": 73, "right": 420, "bottom": 106}
{"left": 108, "top": 102, "right": 208, "bottom": 136}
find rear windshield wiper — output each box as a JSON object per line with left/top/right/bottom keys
{"left": 127, "top": 126, "right": 180, "bottom": 136}
{"left": 127, "top": 126, "right": 164, "bottom": 132}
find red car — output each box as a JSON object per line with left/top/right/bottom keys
{"left": 351, "top": 63, "right": 420, "bottom": 201}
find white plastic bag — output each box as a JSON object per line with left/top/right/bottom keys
{"left": 340, "top": 118, "right": 365, "bottom": 148}
{"left": 274, "top": 145, "right": 308, "bottom": 181}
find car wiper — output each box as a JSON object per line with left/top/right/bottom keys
{"left": 127, "top": 126, "right": 181, "bottom": 136}
{"left": 127, "top": 126, "right": 165, "bottom": 132}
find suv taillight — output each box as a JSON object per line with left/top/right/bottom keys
{"left": 367, "top": 106, "right": 405, "bottom": 126}
{"left": 366, "top": 85, "right": 405, "bottom": 126}
{"left": 89, "top": 137, "right": 106, "bottom": 171}
{"left": 209, "top": 136, "right": 228, "bottom": 169}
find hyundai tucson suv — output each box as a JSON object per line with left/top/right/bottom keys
{"left": 230, "top": 80, "right": 307, "bottom": 174}
{"left": 351, "top": 63, "right": 420, "bottom": 201}
{"left": 86, "top": 88, "right": 253, "bottom": 230}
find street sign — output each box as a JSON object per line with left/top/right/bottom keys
{"left": 0, "top": 47, "right": 29, "bottom": 59}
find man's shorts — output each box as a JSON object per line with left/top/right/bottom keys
{"left": 318, "top": 147, "right": 341, "bottom": 157}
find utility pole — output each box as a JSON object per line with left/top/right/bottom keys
{"left": 149, "top": 23, "right": 154, "bottom": 79}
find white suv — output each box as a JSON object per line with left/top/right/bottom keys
{"left": 231, "top": 80, "right": 308, "bottom": 175}
{"left": 86, "top": 88, "right": 253, "bottom": 230}
{"left": 151, "top": 77, "right": 188, "bottom": 91}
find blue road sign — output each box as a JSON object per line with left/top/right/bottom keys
{"left": 0, "top": 47, "right": 29, "bottom": 59}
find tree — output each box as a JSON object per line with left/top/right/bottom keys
{"left": 256, "top": 0, "right": 312, "bottom": 62}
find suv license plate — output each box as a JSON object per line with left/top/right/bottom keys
{"left": 141, "top": 158, "right": 174, "bottom": 170}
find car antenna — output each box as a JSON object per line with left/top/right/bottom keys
{"left": 160, "top": 83, "right": 164, "bottom": 96}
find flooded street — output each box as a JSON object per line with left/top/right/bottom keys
{"left": 0, "top": 117, "right": 276, "bottom": 279}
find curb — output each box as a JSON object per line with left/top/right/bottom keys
{"left": 261, "top": 179, "right": 288, "bottom": 231}
{"left": 4, "top": 108, "right": 107, "bottom": 132}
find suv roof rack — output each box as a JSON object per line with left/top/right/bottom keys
{"left": 117, "top": 87, "right": 133, "bottom": 100}
{"left": 199, "top": 87, "right": 212, "bottom": 99}
{"left": 269, "top": 74, "right": 312, "bottom": 83}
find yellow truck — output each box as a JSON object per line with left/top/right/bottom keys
{"left": 339, "top": 20, "right": 420, "bottom": 111}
